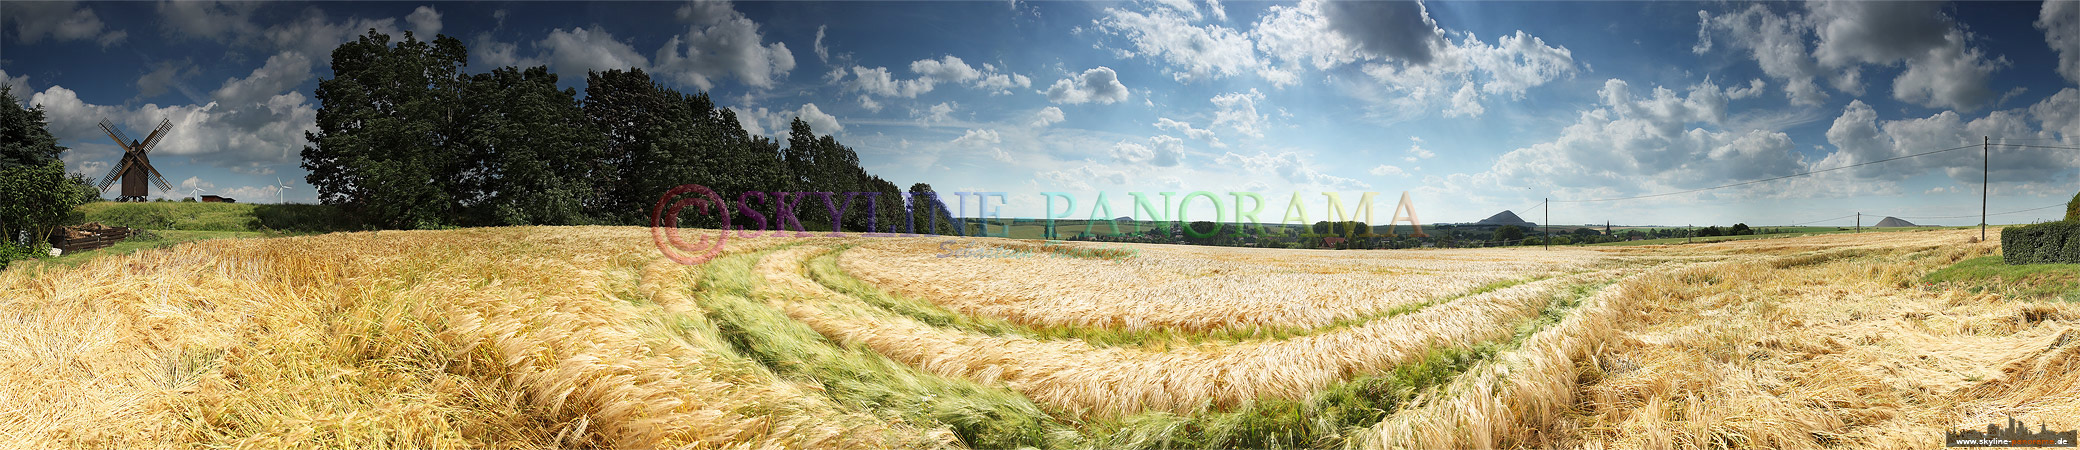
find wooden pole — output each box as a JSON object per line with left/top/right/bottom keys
{"left": 1982, "top": 135, "right": 1989, "bottom": 241}
{"left": 1543, "top": 198, "right": 1549, "bottom": 251}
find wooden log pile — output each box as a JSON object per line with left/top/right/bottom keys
{"left": 50, "top": 223, "right": 137, "bottom": 253}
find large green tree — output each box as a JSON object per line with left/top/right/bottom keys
{"left": 302, "top": 30, "right": 469, "bottom": 229}
{"left": 0, "top": 86, "right": 98, "bottom": 262}
{"left": 455, "top": 66, "right": 603, "bottom": 226}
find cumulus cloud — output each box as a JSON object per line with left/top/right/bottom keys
{"left": 1209, "top": 89, "right": 1265, "bottom": 137}
{"left": 209, "top": 51, "right": 313, "bottom": 107}
{"left": 952, "top": 128, "right": 1001, "bottom": 146}
{"left": 1045, "top": 67, "right": 1130, "bottom": 104}
{"left": 1483, "top": 78, "right": 1804, "bottom": 195}
{"left": 846, "top": 55, "right": 1029, "bottom": 100}
{"left": 1696, "top": 2, "right": 2009, "bottom": 111}
{"left": 0, "top": 70, "right": 30, "bottom": 96}
{"left": 2042, "top": 1, "right": 2080, "bottom": 84}
{"left": 1093, "top": 4, "right": 1259, "bottom": 82}
{"left": 1319, "top": 0, "right": 1444, "bottom": 65}
{"left": 1815, "top": 99, "right": 2064, "bottom": 187}
{"left": 652, "top": 1, "right": 797, "bottom": 90}
{"left": 473, "top": 33, "right": 544, "bottom": 69}
{"left": 541, "top": 27, "right": 650, "bottom": 77}
{"left": 918, "top": 102, "right": 957, "bottom": 125}
{"left": 1369, "top": 164, "right": 1408, "bottom": 177}
{"left": 406, "top": 6, "right": 443, "bottom": 38}
{"left": 1154, "top": 117, "right": 1218, "bottom": 146}
{"left": 1031, "top": 106, "right": 1065, "bottom": 127}
{"left": 4, "top": 1, "right": 126, "bottom": 47}
{"left": 794, "top": 103, "right": 841, "bottom": 133}
{"left": 1110, "top": 135, "right": 1186, "bottom": 167}
{"left": 31, "top": 85, "right": 316, "bottom": 175}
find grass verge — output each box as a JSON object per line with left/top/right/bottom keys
{"left": 1923, "top": 255, "right": 2080, "bottom": 301}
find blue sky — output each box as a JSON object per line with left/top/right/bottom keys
{"left": 3, "top": 0, "right": 2077, "bottom": 227}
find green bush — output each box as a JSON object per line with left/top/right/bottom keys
{"left": 2068, "top": 191, "right": 2080, "bottom": 221}
{"left": 2002, "top": 220, "right": 2080, "bottom": 265}
{"left": 0, "top": 241, "right": 51, "bottom": 270}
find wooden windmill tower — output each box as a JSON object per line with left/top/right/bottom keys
{"left": 95, "top": 118, "right": 174, "bottom": 202}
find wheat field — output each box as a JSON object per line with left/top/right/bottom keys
{"left": 3, "top": 226, "right": 2074, "bottom": 449}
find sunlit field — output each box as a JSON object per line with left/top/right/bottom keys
{"left": 4, "top": 226, "right": 2073, "bottom": 449}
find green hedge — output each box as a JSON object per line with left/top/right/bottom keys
{"left": 2002, "top": 220, "right": 2080, "bottom": 265}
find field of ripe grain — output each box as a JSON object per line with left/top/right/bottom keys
{"left": 3, "top": 226, "right": 2074, "bottom": 449}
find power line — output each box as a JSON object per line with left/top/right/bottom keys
{"left": 1553, "top": 144, "right": 1980, "bottom": 203}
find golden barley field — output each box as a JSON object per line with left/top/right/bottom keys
{"left": 3, "top": 226, "right": 2074, "bottom": 449}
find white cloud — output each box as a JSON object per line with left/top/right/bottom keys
{"left": 1483, "top": 78, "right": 1805, "bottom": 196}
{"left": 911, "top": 55, "right": 984, "bottom": 83}
{"left": 31, "top": 85, "right": 317, "bottom": 176}
{"left": 1044, "top": 66, "right": 1130, "bottom": 104}
{"left": 919, "top": 102, "right": 957, "bottom": 125}
{"left": 1407, "top": 138, "right": 1436, "bottom": 160}
{"left": 1031, "top": 106, "right": 1065, "bottom": 127}
{"left": 406, "top": 5, "right": 443, "bottom": 38}
{"left": 1154, "top": 117, "right": 1218, "bottom": 146}
{"left": 1696, "top": 2, "right": 2009, "bottom": 111}
{"left": 263, "top": 12, "right": 402, "bottom": 65}
{"left": 1890, "top": 30, "right": 2008, "bottom": 111}
{"left": 857, "top": 95, "right": 882, "bottom": 113}
{"left": 952, "top": 128, "right": 1001, "bottom": 146}
{"left": 1209, "top": 89, "right": 1265, "bottom": 137}
{"left": 1445, "top": 82, "right": 1484, "bottom": 118}
{"left": 474, "top": 33, "right": 544, "bottom": 69}
{"left": 2042, "top": 0, "right": 2080, "bottom": 84}
{"left": 4, "top": 1, "right": 126, "bottom": 47}
{"left": 2030, "top": 88, "right": 2080, "bottom": 144}
{"left": 794, "top": 103, "right": 841, "bottom": 134}
{"left": 1369, "top": 165, "right": 1407, "bottom": 177}
{"left": 652, "top": 1, "right": 797, "bottom": 90}
{"left": 1093, "top": 4, "right": 1260, "bottom": 82}
{"left": 1694, "top": 5, "right": 1828, "bottom": 106}
{"left": 541, "top": 27, "right": 650, "bottom": 78}
{"left": 0, "top": 70, "right": 29, "bottom": 96}
{"left": 849, "top": 66, "right": 936, "bottom": 98}
{"left": 135, "top": 59, "right": 202, "bottom": 101}
{"left": 1110, "top": 135, "right": 1186, "bottom": 167}
{"left": 813, "top": 25, "right": 831, "bottom": 63}
{"left": 210, "top": 51, "right": 313, "bottom": 107}
{"left": 1815, "top": 99, "right": 2065, "bottom": 187}
{"left": 850, "top": 55, "right": 1029, "bottom": 99}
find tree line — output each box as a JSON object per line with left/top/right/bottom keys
{"left": 301, "top": 30, "right": 958, "bottom": 234}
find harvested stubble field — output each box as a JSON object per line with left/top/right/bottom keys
{"left": 2, "top": 226, "right": 2073, "bottom": 449}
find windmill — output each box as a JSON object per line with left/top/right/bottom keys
{"left": 95, "top": 118, "right": 174, "bottom": 202}
{"left": 274, "top": 177, "right": 295, "bottom": 204}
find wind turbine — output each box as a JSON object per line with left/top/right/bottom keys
{"left": 187, "top": 185, "right": 207, "bottom": 201}
{"left": 275, "top": 177, "right": 295, "bottom": 204}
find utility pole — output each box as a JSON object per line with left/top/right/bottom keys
{"left": 1856, "top": 212, "right": 1861, "bottom": 233}
{"left": 1544, "top": 197, "right": 1550, "bottom": 251}
{"left": 1982, "top": 135, "right": 1989, "bottom": 241}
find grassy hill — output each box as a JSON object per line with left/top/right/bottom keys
{"left": 76, "top": 201, "right": 356, "bottom": 233}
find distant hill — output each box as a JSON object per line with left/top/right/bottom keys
{"left": 1471, "top": 210, "right": 1538, "bottom": 228}
{"left": 1873, "top": 216, "right": 1918, "bottom": 227}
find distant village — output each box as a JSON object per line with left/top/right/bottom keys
{"left": 1042, "top": 209, "right": 1926, "bottom": 249}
